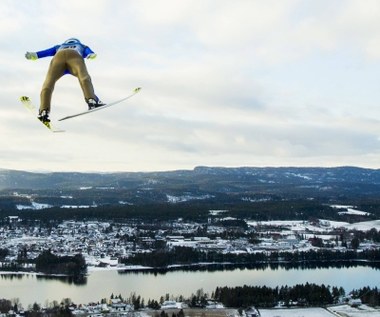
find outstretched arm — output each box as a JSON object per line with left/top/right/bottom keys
{"left": 25, "top": 52, "right": 38, "bottom": 60}
{"left": 83, "top": 46, "right": 97, "bottom": 59}
{"left": 25, "top": 45, "right": 60, "bottom": 60}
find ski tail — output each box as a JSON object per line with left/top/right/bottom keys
{"left": 20, "top": 96, "right": 65, "bottom": 133}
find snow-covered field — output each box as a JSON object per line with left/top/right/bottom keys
{"left": 331, "top": 205, "right": 371, "bottom": 216}
{"left": 259, "top": 307, "right": 334, "bottom": 317}
{"left": 247, "top": 204, "right": 380, "bottom": 232}
{"left": 328, "top": 304, "right": 380, "bottom": 317}
{"left": 247, "top": 219, "right": 380, "bottom": 231}
{"left": 260, "top": 305, "right": 380, "bottom": 317}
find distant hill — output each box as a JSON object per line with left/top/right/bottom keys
{"left": 1, "top": 166, "right": 380, "bottom": 221}
{"left": 0, "top": 166, "right": 380, "bottom": 191}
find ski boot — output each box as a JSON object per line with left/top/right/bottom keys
{"left": 86, "top": 97, "right": 105, "bottom": 110}
{"left": 38, "top": 110, "right": 50, "bottom": 123}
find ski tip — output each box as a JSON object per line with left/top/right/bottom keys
{"left": 134, "top": 87, "right": 142, "bottom": 93}
{"left": 20, "top": 96, "right": 30, "bottom": 102}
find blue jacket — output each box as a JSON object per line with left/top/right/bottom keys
{"left": 36, "top": 40, "right": 95, "bottom": 59}
{"left": 36, "top": 39, "right": 95, "bottom": 75}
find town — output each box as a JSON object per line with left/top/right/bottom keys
{"left": 0, "top": 204, "right": 379, "bottom": 271}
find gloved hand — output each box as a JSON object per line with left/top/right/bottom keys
{"left": 86, "top": 53, "right": 97, "bottom": 59}
{"left": 25, "top": 52, "right": 38, "bottom": 60}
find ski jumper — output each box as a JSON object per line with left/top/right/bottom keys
{"left": 35, "top": 39, "right": 98, "bottom": 114}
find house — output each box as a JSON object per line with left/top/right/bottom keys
{"left": 349, "top": 298, "right": 362, "bottom": 307}
{"left": 245, "top": 306, "right": 261, "bottom": 317}
{"left": 161, "top": 301, "right": 181, "bottom": 309}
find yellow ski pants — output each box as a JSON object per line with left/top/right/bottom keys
{"left": 40, "top": 49, "right": 96, "bottom": 113}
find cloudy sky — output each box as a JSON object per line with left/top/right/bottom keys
{"left": 1, "top": 0, "right": 380, "bottom": 172}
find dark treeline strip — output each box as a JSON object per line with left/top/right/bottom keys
{"left": 0, "top": 203, "right": 210, "bottom": 222}
{"left": 213, "top": 284, "right": 380, "bottom": 308}
{"left": 1, "top": 198, "right": 379, "bottom": 223}
{"left": 121, "top": 246, "right": 380, "bottom": 269}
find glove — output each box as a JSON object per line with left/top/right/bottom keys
{"left": 86, "top": 53, "right": 97, "bottom": 59}
{"left": 25, "top": 52, "right": 38, "bottom": 60}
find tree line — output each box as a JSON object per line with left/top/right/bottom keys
{"left": 351, "top": 286, "right": 380, "bottom": 307}
{"left": 121, "top": 246, "right": 380, "bottom": 269}
{"left": 213, "top": 283, "right": 342, "bottom": 308}
{"left": 2, "top": 197, "right": 380, "bottom": 223}
{"left": 1, "top": 285, "right": 379, "bottom": 315}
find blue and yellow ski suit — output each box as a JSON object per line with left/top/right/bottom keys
{"left": 28, "top": 38, "right": 99, "bottom": 114}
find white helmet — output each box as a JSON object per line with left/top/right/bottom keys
{"left": 64, "top": 38, "right": 81, "bottom": 44}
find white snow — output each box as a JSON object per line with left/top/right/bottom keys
{"left": 327, "top": 304, "right": 380, "bottom": 317}
{"left": 260, "top": 307, "right": 335, "bottom": 317}
{"left": 209, "top": 210, "right": 228, "bottom": 215}
{"left": 166, "top": 194, "right": 214, "bottom": 203}
{"left": 261, "top": 306, "right": 380, "bottom": 316}
{"left": 16, "top": 201, "right": 52, "bottom": 210}
{"left": 331, "top": 205, "right": 371, "bottom": 216}
{"left": 286, "top": 172, "right": 313, "bottom": 180}
{"left": 61, "top": 204, "right": 97, "bottom": 209}
{"left": 345, "top": 220, "right": 380, "bottom": 231}
{"left": 247, "top": 219, "right": 380, "bottom": 231}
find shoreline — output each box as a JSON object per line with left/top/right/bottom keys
{"left": 0, "top": 258, "right": 379, "bottom": 277}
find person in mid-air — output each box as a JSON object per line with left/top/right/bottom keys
{"left": 25, "top": 38, "right": 104, "bottom": 123}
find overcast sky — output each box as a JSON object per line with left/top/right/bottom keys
{"left": 1, "top": 0, "right": 380, "bottom": 172}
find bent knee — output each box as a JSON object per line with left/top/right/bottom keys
{"left": 78, "top": 73, "right": 92, "bottom": 84}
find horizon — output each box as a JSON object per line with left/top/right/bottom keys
{"left": 1, "top": 164, "right": 379, "bottom": 174}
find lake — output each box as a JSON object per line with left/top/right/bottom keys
{"left": 0, "top": 266, "right": 378, "bottom": 308}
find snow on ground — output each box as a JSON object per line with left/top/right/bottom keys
{"left": 344, "top": 220, "right": 380, "bottom": 231}
{"left": 338, "top": 208, "right": 371, "bottom": 216}
{"left": 247, "top": 219, "right": 380, "bottom": 231}
{"left": 331, "top": 204, "right": 372, "bottom": 216}
{"left": 328, "top": 304, "right": 380, "bottom": 317}
{"left": 16, "top": 201, "right": 53, "bottom": 210}
{"left": 61, "top": 204, "right": 97, "bottom": 209}
{"left": 166, "top": 194, "right": 214, "bottom": 203}
{"left": 260, "top": 306, "right": 380, "bottom": 316}
{"left": 260, "top": 307, "right": 334, "bottom": 317}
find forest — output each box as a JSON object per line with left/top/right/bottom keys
{"left": 34, "top": 250, "right": 86, "bottom": 276}
{"left": 1, "top": 197, "right": 380, "bottom": 224}
{"left": 121, "top": 245, "right": 380, "bottom": 270}
{"left": 212, "top": 284, "right": 380, "bottom": 308}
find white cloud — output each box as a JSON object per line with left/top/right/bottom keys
{"left": 1, "top": 0, "right": 380, "bottom": 172}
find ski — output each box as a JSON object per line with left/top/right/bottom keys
{"left": 20, "top": 96, "right": 65, "bottom": 133}
{"left": 58, "top": 87, "right": 142, "bottom": 121}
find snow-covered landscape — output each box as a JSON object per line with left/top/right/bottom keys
{"left": 1, "top": 167, "right": 380, "bottom": 315}
{"left": 2, "top": 204, "right": 380, "bottom": 270}
{"left": 259, "top": 305, "right": 380, "bottom": 317}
